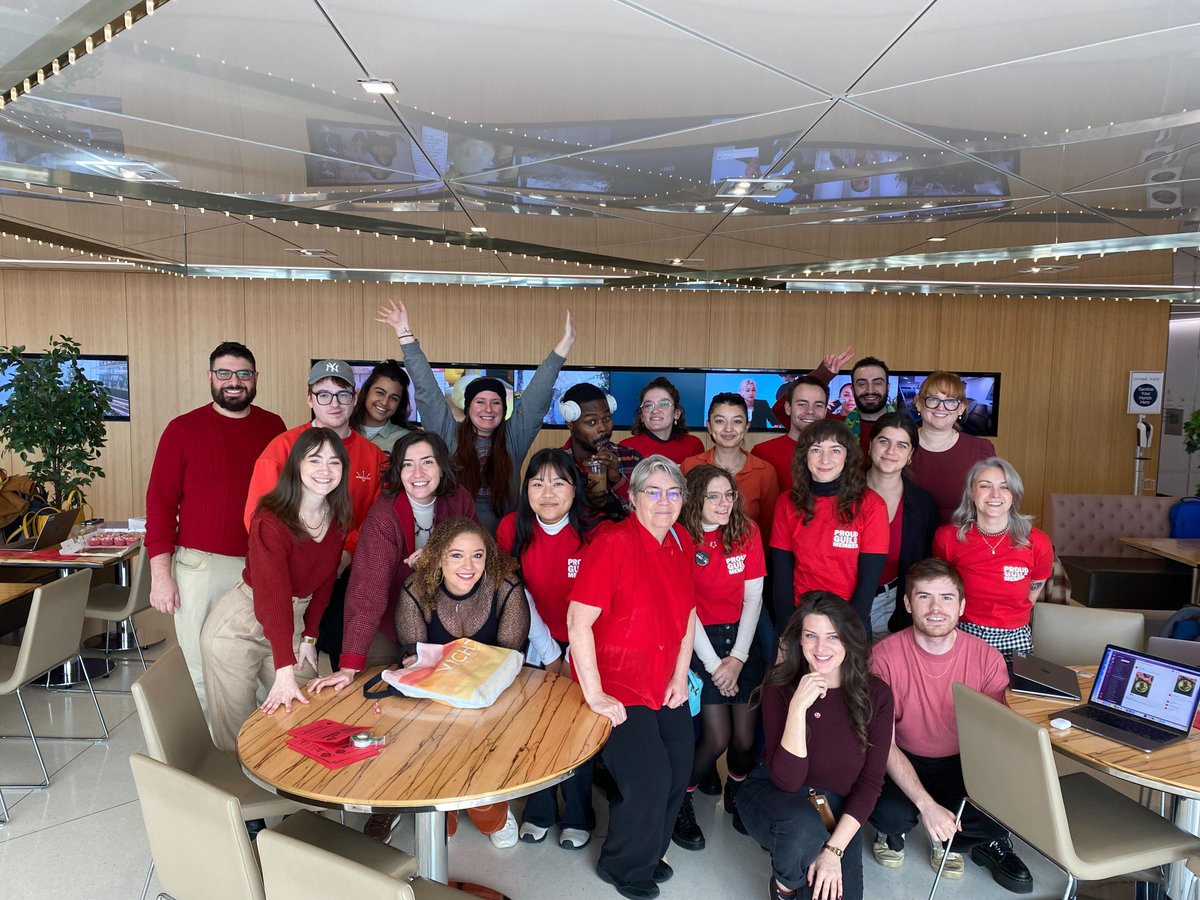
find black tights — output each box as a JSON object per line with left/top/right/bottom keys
{"left": 690, "top": 702, "right": 757, "bottom": 787}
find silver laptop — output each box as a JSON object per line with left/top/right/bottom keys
{"left": 1011, "top": 654, "right": 1082, "bottom": 700}
{"left": 1147, "top": 636, "right": 1200, "bottom": 669}
{"left": 4, "top": 509, "right": 77, "bottom": 552}
{"left": 1060, "top": 644, "right": 1200, "bottom": 752}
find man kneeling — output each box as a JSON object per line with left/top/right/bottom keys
{"left": 868, "top": 558, "right": 1033, "bottom": 894}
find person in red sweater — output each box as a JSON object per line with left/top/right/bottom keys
{"left": 932, "top": 457, "right": 1052, "bottom": 662}
{"left": 200, "top": 428, "right": 351, "bottom": 753}
{"left": 752, "top": 376, "right": 830, "bottom": 495}
{"left": 497, "top": 448, "right": 595, "bottom": 849}
{"left": 736, "top": 592, "right": 894, "bottom": 900}
{"left": 145, "top": 341, "right": 285, "bottom": 716}
{"left": 619, "top": 377, "right": 704, "bottom": 465}
{"left": 244, "top": 359, "right": 386, "bottom": 669}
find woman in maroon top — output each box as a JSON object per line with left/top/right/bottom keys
{"left": 864, "top": 413, "right": 938, "bottom": 638}
{"left": 737, "top": 593, "right": 893, "bottom": 900}
{"left": 619, "top": 377, "right": 704, "bottom": 465}
{"left": 568, "top": 455, "right": 697, "bottom": 899}
{"left": 200, "top": 428, "right": 352, "bottom": 753}
{"left": 908, "top": 372, "right": 996, "bottom": 524}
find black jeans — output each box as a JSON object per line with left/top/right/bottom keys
{"left": 316, "top": 567, "right": 351, "bottom": 670}
{"left": 868, "top": 750, "right": 1005, "bottom": 853}
{"left": 523, "top": 758, "right": 596, "bottom": 830}
{"left": 737, "top": 766, "right": 864, "bottom": 900}
{"left": 599, "top": 703, "right": 692, "bottom": 883}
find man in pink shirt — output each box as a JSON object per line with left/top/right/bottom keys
{"left": 867, "top": 558, "right": 1033, "bottom": 895}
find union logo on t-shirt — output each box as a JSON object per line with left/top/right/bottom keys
{"left": 1003, "top": 565, "right": 1029, "bottom": 582}
{"left": 354, "top": 469, "right": 373, "bottom": 483}
{"left": 567, "top": 558, "right": 581, "bottom": 578}
{"left": 832, "top": 529, "right": 860, "bottom": 549}
{"left": 726, "top": 554, "right": 746, "bottom": 575}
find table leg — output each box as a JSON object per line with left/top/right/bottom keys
{"left": 1167, "top": 796, "right": 1198, "bottom": 899}
{"left": 415, "top": 810, "right": 448, "bottom": 884}
{"left": 1191, "top": 567, "right": 1199, "bottom": 607}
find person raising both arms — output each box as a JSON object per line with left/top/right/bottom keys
{"left": 379, "top": 297, "right": 576, "bottom": 533}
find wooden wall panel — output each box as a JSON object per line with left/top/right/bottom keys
{"left": 0, "top": 271, "right": 1172, "bottom": 524}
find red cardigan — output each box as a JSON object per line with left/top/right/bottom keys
{"left": 339, "top": 487, "right": 478, "bottom": 670}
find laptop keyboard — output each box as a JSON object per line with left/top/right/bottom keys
{"left": 1075, "top": 706, "right": 1177, "bottom": 742}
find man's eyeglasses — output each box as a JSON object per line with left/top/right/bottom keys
{"left": 211, "top": 368, "right": 256, "bottom": 382}
{"left": 312, "top": 390, "right": 354, "bottom": 406}
{"left": 640, "top": 399, "right": 674, "bottom": 412}
{"left": 640, "top": 487, "right": 684, "bottom": 503}
{"left": 922, "top": 397, "right": 962, "bottom": 411}
{"left": 704, "top": 490, "right": 739, "bottom": 503}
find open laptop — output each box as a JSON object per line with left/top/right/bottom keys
{"left": 1011, "top": 654, "right": 1082, "bottom": 700}
{"left": 1059, "top": 644, "right": 1200, "bottom": 752}
{"left": 4, "top": 509, "right": 78, "bottom": 552}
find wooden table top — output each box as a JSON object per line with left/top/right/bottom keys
{"left": 1007, "top": 666, "right": 1200, "bottom": 800}
{"left": 0, "top": 542, "right": 138, "bottom": 569}
{"left": 238, "top": 666, "right": 611, "bottom": 812}
{"left": 1120, "top": 536, "right": 1200, "bottom": 567}
{"left": 0, "top": 582, "right": 36, "bottom": 608}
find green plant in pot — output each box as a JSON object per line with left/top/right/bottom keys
{"left": 0, "top": 336, "right": 109, "bottom": 509}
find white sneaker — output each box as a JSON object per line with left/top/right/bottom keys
{"left": 489, "top": 810, "right": 519, "bottom": 849}
{"left": 519, "top": 821, "right": 548, "bottom": 843}
{"left": 559, "top": 827, "right": 591, "bottom": 849}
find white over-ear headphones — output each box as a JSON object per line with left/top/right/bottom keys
{"left": 559, "top": 392, "right": 618, "bottom": 423}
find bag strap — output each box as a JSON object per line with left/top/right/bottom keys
{"left": 362, "top": 671, "right": 405, "bottom": 701}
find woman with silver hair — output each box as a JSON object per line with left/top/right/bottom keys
{"left": 568, "top": 454, "right": 698, "bottom": 899}
{"left": 932, "top": 456, "right": 1053, "bottom": 660}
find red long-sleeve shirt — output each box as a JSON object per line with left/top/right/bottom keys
{"left": 244, "top": 509, "right": 344, "bottom": 669}
{"left": 145, "top": 404, "right": 286, "bottom": 560}
{"left": 244, "top": 424, "right": 385, "bottom": 555}
{"left": 339, "top": 487, "right": 478, "bottom": 671}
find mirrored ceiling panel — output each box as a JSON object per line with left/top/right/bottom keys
{"left": 0, "top": 0, "right": 93, "bottom": 70}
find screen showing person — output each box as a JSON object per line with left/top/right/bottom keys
{"left": 703, "top": 372, "right": 790, "bottom": 431}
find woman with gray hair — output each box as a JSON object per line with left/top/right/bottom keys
{"left": 932, "top": 456, "right": 1053, "bottom": 660}
{"left": 568, "top": 454, "right": 698, "bottom": 899}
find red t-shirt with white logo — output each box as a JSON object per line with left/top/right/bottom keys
{"left": 497, "top": 513, "right": 585, "bottom": 643}
{"left": 770, "top": 490, "right": 889, "bottom": 604}
{"left": 932, "top": 524, "right": 1054, "bottom": 630}
{"left": 693, "top": 524, "right": 766, "bottom": 625}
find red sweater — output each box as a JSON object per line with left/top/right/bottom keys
{"left": 145, "top": 404, "right": 286, "bottom": 560}
{"left": 244, "top": 510, "right": 344, "bottom": 669}
{"left": 244, "top": 424, "right": 385, "bottom": 554}
{"left": 339, "top": 487, "right": 478, "bottom": 670}
{"left": 619, "top": 431, "right": 705, "bottom": 466}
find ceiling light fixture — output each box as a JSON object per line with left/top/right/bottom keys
{"left": 470, "top": 226, "right": 487, "bottom": 233}
{"left": 927, "top": 236, "right": 948, "bottom": 242}
{"left": 357, "top": 78, "right": 397, "bottom": 95}
{"left": 714, "top": 177, "right": 791, "bottom": 199}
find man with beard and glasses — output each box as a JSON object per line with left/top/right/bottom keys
{"left": 560, "top": 382, "right": 641, "bottom": 533}
{"left": 867, "top": 558, "right": 1032, "bottom": 895}
{"left": 835, "top": 356, "right": 896, "bottom": 456}
{"left": 145, "top": 342, "right": 285, "bottom": 714}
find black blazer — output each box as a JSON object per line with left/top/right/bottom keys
{"left": 886, "top": 480, "right": 940, "bottom": 632}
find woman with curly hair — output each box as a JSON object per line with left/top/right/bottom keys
{"left": 619, "top": 376, "right": 704, "bottom": 465}
{"left": 770, "top": 419, "right": 888, "bottom": 634}
{"left": 348, "top": 359, "right": 417, "bottom": 455}
{"left": 671, "top": 464, "right": 765, "bottom": 854}
{"left": 395, "top": 516, "right": 530, "bottom": 848}
{"left": 736, "top": 592, "right": 893, "bottom": 900}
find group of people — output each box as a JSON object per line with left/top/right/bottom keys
{"left": 145, "top": 305, "right": 1053, "bottom": 900}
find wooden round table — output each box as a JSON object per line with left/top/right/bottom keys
{"left": 237, "top": 666, "right": 610, "bottom": 883}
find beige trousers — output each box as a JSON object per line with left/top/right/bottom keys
{"left": 172, "top": 547, "right": 246, "bottom": 717}
{"left": 201, "top": 581, "right": 317, "bottom": 753}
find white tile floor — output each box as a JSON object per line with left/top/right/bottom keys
{"left": 0, "top": 636, "right": 1090, "bottom": 900}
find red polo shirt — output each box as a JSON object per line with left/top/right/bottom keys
{"left": 933, "top": 524, "right": 1054, "bottom": 629}
{"left": 770, "top": 491, "right": 889, "bottom": 604}
{"left": 694, "top": 524, "right": 766, "bottom": 625}
{"left": 568, "top": 516, "right": 696, "bottom": 709}
{"left": 497, "top": 513, "right": 586, "bottom": 643}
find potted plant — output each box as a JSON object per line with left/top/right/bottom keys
{"left": 0, "top": 336, "right": 109, "bottom": 509}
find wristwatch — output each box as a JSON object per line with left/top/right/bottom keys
{"left": 822, "top": 843, "right": 844, "bottom": 858}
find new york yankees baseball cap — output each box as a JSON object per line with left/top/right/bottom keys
{"left": 308, "top": 359, "right": 354, "bottom": 387}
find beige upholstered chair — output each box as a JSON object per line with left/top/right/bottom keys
{"left": 932, "top": 684, "right": 1200, "bottom": 899}
{"left": 130, "top": 754, "right": 420, "bottom": 900}
{"left": 258, "top": 825, "right": 468, "bottom": 899}
{"left": 84, "top": 545, "right": 153, "bottom": 672}
{"left": 130, "top": 644, "right": 305, "bottom": 821}
{"left": 0, "top": 570, "right": 108, "bottom": 793}
{"left": 1031, "top": 603, "right": 1145, "bottom": 666}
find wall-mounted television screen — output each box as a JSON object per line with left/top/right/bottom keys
{"left": 0, "top": 354, "right": 129, "bottom": 421}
